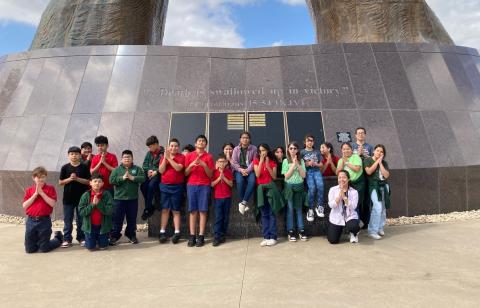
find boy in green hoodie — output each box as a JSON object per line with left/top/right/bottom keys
{"left": 109, "top": 150, "right": 146, "bottom": 244}
{"left": 78, "top": 174, "right": 114, "bottom": 251}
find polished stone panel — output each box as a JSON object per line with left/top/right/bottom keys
{"left": 407, "top": 168, "right": 439, "bottom": 216}
{"left": 387, "top": 169, "right": 407, "bottom": 218}
{"left": 209, "top": 58, "right": 246, "bottom": 111}
{"left": 0, "top": 117, "right": 21, "bottom": 168}
{"left": 0, "top": 171, "right": 29, "bottom": 217}
{"left": 374, "top": 52, "right": 417, "bottom": 110}
{"left": 322, "top": 109, "right": 361, "bottom": 146}
{"left": 29, "top": 115, "right": 70, "bottom": 171}
{"left": 129, "top": 112, "right": 170, "bottom": 158}
{"left": 445, "top": 111, "right": 480, "bottom": 165}
{"left": 245, "top": 57, "right": 284, "bottom": 111}
{"left": 173, "top": 57, "right": 210, "bottom": 112}
{"left": 421, "top": 110, "right": 464, "bottom": 166}
{"left": 392, "top": 110, "right": 436, "bottom": 169}
{"left": 314, "top": 54, "right": 354, "bottom": 109}
{"left": 395, "top": 43, "right": 420, "bottom": 52}
{"left": 358, "top": 110, "right": 405, "bottom": 169}
{"left": 443, "top": 53, "right": 478, "bottom": 111}
{"left": 312, "top": 43, "right": 343, "bottom": 54}
{"left": 458, "top": 55, "right": 480, "bottom": 110}
{"left": 371, "top": 43, "right": 397, "bottom": 52}
{"left": 73, "top": 56, "right": 115, "bottom": 114}
{"left": 400, "top": 52, "right": 442, "bottom": 110}
{"left": 117, "top": 45, "right": 147, "bottom": 56}
{"left": 439, "top": 167, "right": 467, "bottom": 213}
{"left": 0, "top": 60, "right": 27, "bottom": 115}
{"left": 467, "top": 165, "right": 480, "bottom": 210}
{"left": 137, "top": 56, "right": 177, "bottom": 112}
{"left": 97, "top": 112, "right": 135, "bottom": 157}
{"left": 103, "top": 56, "right": 145, "bottom": 113}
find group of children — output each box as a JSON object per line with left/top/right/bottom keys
{"left": 22, "top": 127, "right": 391, "bottom": 253}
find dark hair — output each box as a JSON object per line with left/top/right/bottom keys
{"left": 239, "top": 131, "right": 251, "bottom": 139}
{"left": 286, "top": 141, "right": 301, "bottom": 163}
{"left": 122, "top": 150, "right": 133, "bottom": 157}
{"left": 90, "top": 173, "right": 104, "bottom": 181}
{"left": 81, "top": 142, "right": 92, "bottom": 149}
{"left": 222, "top": 142, "right": 234, "bottom": 151}
{"left": 169, "top": 138, "right": 180, "bottom": 146}
{"left": 374, "top": 144, "right": 387, "bottom": 159}
{"left": 94, "top": 135, "right": 109, "bottom": 145}
{"left": 338, "top": 169, "right": 350, "bottom": 180}
{"left": 67, "top": 146, "right": 81, "bottom": 154}
{"left": 341, "top": 142, "right": 352, "bottom": 150}
{"left": 32, "top": 166, "right": 47, "bottom": 177}
{"left": 257, "top": 143, "right": 275, "bottom": 161}
{"left": 195, "top": 134, "right": 208, "bottom": 144}
{"left": 217, "top": 153, "right": 227, "bottom": 161}
{"left": 274, "top": 146, "right": 285, "bottom": 162}
{"left": 304, "top": 134, "right": 314, "bottom": 141}
{"left": 183, "top": 144, "right": 195, "bottom": 152}
{"left": 145, "top": 135, "right": 159, "bottom": 146}
{"left": 355, "top": 127, "right": 366, "bottom": 134}
{"left": 322, "top": 142, "right": 335, "bottom": 155}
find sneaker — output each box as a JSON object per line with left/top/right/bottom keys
{"left": 266, "top": 239, "right": 277, "bottom": 246}
{"left": 369, "top": 233, "right": 381, "bottom": 240}
{"left": 315, "top": 205, "right": 325, "bottom": 218}
{"left": 306, "top": 209, "right": 314, "bottom": 222}
{"left": 61, "top": 241, "right": 72, "bottom": 248}
{"left": 260, "top": 239, "right": 269, "bottom": 247}
{"left": 212, "top": 237, "right": 221, "bottom": 247}
{"left": 196, "top": 235, "right": 205, "bottom": 247}
{"left": 238, "top": 202, "right": 246, "bottom": 215}
{"left": 378, "top": 230, "right": 385, "bottom": 236}
{"left": 171, "top": 233, "right": 181, "bottom": 244}
{"left": 109, "top": 235, "right": 121, "bottom": 246}
{"left": 80, "top": 240, "right": 86, "bottom": 247}
{"left": 187, "top": 235, "right": 196, "bottom": 247}
{"left": 299, "top": 230, "right": 308, "bottom": 241}
{"left": 159, "top": 232, "right": 168, "bottom": 244}
{"left": 220, "top": 236, "right": 226, "bottom": 243}
{"left": 350, "top": 233, "right": 359, "bottom": 243}
{"left": 128, "top": 236, "right": 139, "bottom": 244}
{"left": 288, "top": 231, "right": 297, "bottom": 242}
{"left": 54, "top": 231, "right": 64, "bottom": 243}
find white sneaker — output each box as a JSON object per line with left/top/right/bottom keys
{"left": 306, "top": 209, "right": 314, "bottom": 222}
{"left": 349, "top": 233, "right": 358, "bottom": 243}
{"left": 315, "top": 205, "right": 325, "bottom": 218}
{"left": 239, "top": 202, "right": 246, "bottom": 215}
{"left": 378, "top": 230, "right": 385, "bottom": 236}
{"left": 260, "top": 239, "right": 269, "bottom": 247}
{"left": 266, "top": 239, "right": 277, "bottom": 246}
{"left": 369, "top": 233, "right": 382, "bottom": 240}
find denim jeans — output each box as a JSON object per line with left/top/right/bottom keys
{"left": 25, "top": 216, "right": 61, "bottom": 253}
{"left": 286, "top": 200, "right": 304, "bottom": 232}
{"left": 368, "top": 185, "right": 389, "bottom": 235}
{"left": 85, "top": 224, "right": 109, "bottom": 250}
{"left": 140, "top": 175, "right": 160, "bottom": 213}
{"left": 112, "top": 199, "right": 138, "bottom": 239}
{"left": 235, "top": 171, "right": 256, "bottom": 203}
{"left": 306, "top": 169, "right": 324, "bottom": 209}
{"left": 260, "top": 195, "right": 277, "bottom": 240}
{"left": 63, "top": 203, "right": 84, "bottom": 242}
{"left": 214, "top": 197, "right": 231, "bottom": 238}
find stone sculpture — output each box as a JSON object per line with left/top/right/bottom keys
{"left": 306, "top": 0, "right": 454, "bottom": 44}
{"left": 30, "top": 0, "right": 169, "bottom": 49}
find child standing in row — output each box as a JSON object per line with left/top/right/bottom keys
{"left": 301, "top": 134, "right": 325, "bottom": 221}
{"left": 90, "top": 135, "right": 118, "bottom": 196}
{"left": 211, "top": 154, "right": 233, "bottom": 246}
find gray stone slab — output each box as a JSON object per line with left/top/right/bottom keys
{"left": 146, "top": 45, "right": 179, "bottom": 56}
{"left": 445, "top": 111, "right": 480, "bottom": 165}
{"left": 442, "top": 53, "right": 478, "bottom": 111}
{"left": 0, "top": 60, "right": 27, "bottom": 115}
{"left": 395, "top": 43, "right": 420, "bottom": 52}
{"left": 345, "top": 51, "right": 388, "bottom": 109}
{"left": 422, "top": 53, "right": 465, "bottom": 110}
{"left": 439, "top": 167, "right": 467, "bottom": 213}
{"left": 208, "top": 58, "right": 246, "bottom": 112}
{"left": 406, "top": 168, "right": 439, "bottom": 216}
{"left": 103, "top": 56, "right": 145, "bottom": 113}
{"left": 419, "top": 43, "right": 441, "bottom": 53}
{"left": 343, "top": 43, "right": 371, "bottom": 54}
{"left": 245, "top": 57, "right": 284, "bottom": 111}
{"left": 3, "top": 115, "right": 45, "bottom": 171}
{"left": 29, "top": 115, "right": 70, "bottom": 171}
{"left": 0, "top": 171, "right": 30, "bottom": 217}
{"left": 128, "top": 112, "right": 170, "bottom": 159}
{"left": 400, "top": 52, "right": 442, "bottom": 110}
{"left": 281, "top": 55, "right": 320, "bottom": 111}
{"left": 278, "top": 45, "right": 312, "bottom": 57}
{"left": 116, "top": 45, "right": 147, "bottom": 56}
{"left": 97, "top": 112, "right": 135, "bottom": 157}
{"left": 371, "top": 43, "right": 397, "bottom": 52}
{"left": 173, "top": 57, "right": 210, "bottom": 112}
{"left": 3, "top": 58, "right": 45, "bottom": 117}
{"left": 73, "top": 56, "right": 115, "bottom": 114}
{"left": 314, "top": 54, "right": 354, "bottom": 109}
{"left": 244, "top": 47, "right": 281, "bottom": 59}
{"left": 374, "top": 52, "right": 417, "bottom": 110}
{"left": 358, "top": 110, "right": 405, "bottom": 169}
{"left": 0, "top": 117, "right": 21, "bottom": 168}
{"left": 421, "top": 110, "right": 465, "bottom": 167}
{"left": 209, "top": 48, "right": 245, "bottom": 59}
{"left": 458, "top": 55, "right": 480, "bottom": 110}
{"left": 178, "top": 47, "right": 211, "bottom": 57}
{"left": 391, "top": 110, "right": 436, "bottom": 169}
{"left": 312, "top": 44, "right": 343, "bottom": 54}
{"left": 467, "top": 165, "right": 480, "bottom": 210}
{"left": 322, "top": 109, "right": 361, "bottom": 146}
{"left": 6, "top": 52, "right": 28, "bottom": 62}
{"left": 469, "top": 111, "right": 480, "bottom": 137}
{"left": 137, "top": 55, "right": 178, "bottom": 112}
{"left": 387, "top": 169, "right": 407, "bottom": 218}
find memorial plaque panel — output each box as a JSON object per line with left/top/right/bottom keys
{"left": 173, "top": 57, "right": 210, "bottom": 112}
{"left": 245, "top": 57, "right": 284, "bottom": 111}
{"left": 169, "top": 113, "right": 207, "bottom": 147}
{"left": 322, "top": 110, "right": 360, "bottom": 146}
{"left": 281, "top": 55, "right": 319, "bottom": 110}
{"left": 209, "top": 58, "right": 246, "bottom": 112}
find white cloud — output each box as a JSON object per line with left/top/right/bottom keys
{"left": 0, "top": 0, "right": 48, "bottom": 26}
{"left": 272, "top": 40, "right": 284, "bottom": 46}
{"left": 278, "top": 0, "right": 305, "bottom": 6}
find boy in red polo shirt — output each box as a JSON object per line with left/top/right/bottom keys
{"left": 211, "top": 154, "right": 233, "bottom": 247}
{"left": 22, "top": 166, "right": 63, "bottom": 253}
{"left": 184, "top": 135, "right": 214, "bottom": 247}
{"left": 90, "top": 135, "right": 118, "bottom": 195}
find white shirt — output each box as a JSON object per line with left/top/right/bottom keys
{"left": 328, "top": 185, "right": 358, "bottom": 226}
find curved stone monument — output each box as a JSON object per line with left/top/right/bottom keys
{"left": 30, "top": 0, "right": 169, "bottom": 49}
{"left": 306, "top": 0, "right": 454, "bottom": 44}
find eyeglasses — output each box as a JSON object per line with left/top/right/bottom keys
{"left": 289, "top": 147, "right": 298, "bottom": 150}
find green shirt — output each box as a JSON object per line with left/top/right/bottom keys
{"left": 109, "top": 164, "right": 146, "bottom": 200}
{"left": 337, "top": 154, "right": 363, "bottom": 182}
{"left": 78, "top": 190, "right": 114, "bottom": 235}
{"left": 281, "top": 159, "right": 305, "bottom": 184}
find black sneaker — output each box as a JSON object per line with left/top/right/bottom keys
{"left": 196, "top": 235, "right": 205, "bottom": 247}
{"left": 212, "top": 237, "right": 221, "bottom": 247}
{"left": 220, "top": 235, "right": 226, "bottom": 243}
{"left": 54, "top": 231, "right": 64, "bottom": 243}
{"left": 299, "top": 230, "right": 308, "bottom": 241}
{"left": 187, "top": 235, "right": 196, "bottom": 247}
{"left": 141, "top": 209, "right": 153, "bottom": 221}
{"left": 171, "top": 233, "right": 181, "bottom": 244}
{"left": 128, "top": 236, "right": 139, "bottom": 244}
{"left": 109, "top": 235, "right": 122, "bottom": 246}
{"left": 288, "top": 230, "right": 297, "bottom": 242}
{"left": 159, "top": 232, "right": 168, "bottom": 244}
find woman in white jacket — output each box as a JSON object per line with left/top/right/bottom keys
{"left": 327, "top": 170, "right": 360, "bottom": 244}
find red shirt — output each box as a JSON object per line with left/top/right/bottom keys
{"left": 253, "top": 158, "right": 277, "bottom": 185}
{"left": 160, "top": 153, "right": 185, "bottom": 185}
{"left": 213, "top": 168, "right": 233, "bottom": 199}
{"left": 184, "top": 151, "right": 215, "bottom": 185}
{"left": 90, "top": 152, "right": 118, "bottom": 189}
{"left": 89, "top": 190, "right": 103, "bottom": 225}
{"left": 322, "top": 155, "right": 340, "bottom": 177}
{"left": 23, "top": 184, "right": 57, "bottom": 216}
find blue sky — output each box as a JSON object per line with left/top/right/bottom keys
{"left": 0, "top": 0, "right": 479, "bottom": 57}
